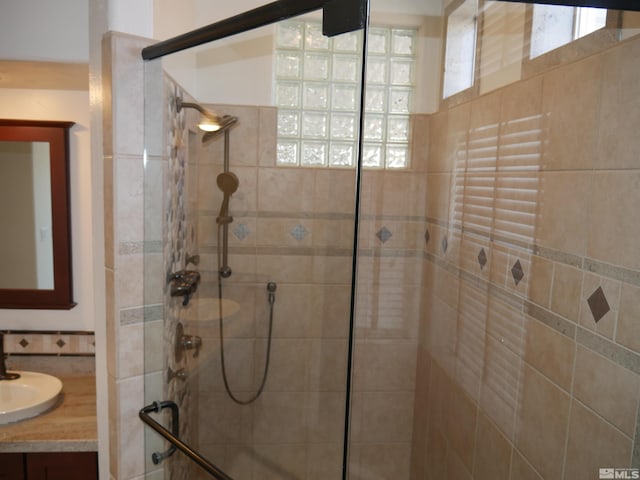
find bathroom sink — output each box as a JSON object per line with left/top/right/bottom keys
{"left": 0, "top": 371, "right": 62, "bottom": 424}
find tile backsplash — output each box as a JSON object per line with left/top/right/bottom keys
{"left": 3, "top": 330, "right": 95, "bottom": 356}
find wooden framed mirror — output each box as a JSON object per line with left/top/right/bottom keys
{"left": 0, "top": 119, "right": 76, "bottom": 309}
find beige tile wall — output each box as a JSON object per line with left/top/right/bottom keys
{"left": 177, "top": 103, "right": 357, "bottom": 480}
{"left": 102, "top": 32, "right": 152, "bottom": 480}
{"left": 104, "top": 24, "right": 427, "bottom": 480}
{"left": 171, "top": 97, "right": 427, "bottom": 478}
{"left": 412, "top": 32, "right": 640, "bottom": 480}
{"left": 105, "top": 19, "right": 640, "bottom": 480}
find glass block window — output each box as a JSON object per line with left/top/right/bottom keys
{"left": 275, "top": 22, "right": 416, "bottom": 169}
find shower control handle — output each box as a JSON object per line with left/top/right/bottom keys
{"left": 181, "top": 334, "right": 202, "bottom": 358}
{"left": 174, "top": 322, "right": 202, "bottom": 363}
{"left": 168, "top": 270, "right": 200, "bottom": 307}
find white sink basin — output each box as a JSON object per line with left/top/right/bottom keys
{"left": 0, "top": 371, "right": 62, "bottom": 424}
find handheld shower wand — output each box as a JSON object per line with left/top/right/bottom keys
{"left": 216, "top": 172, "right": 239, "bottom": 278}
{"left": 205, "top": 113, "right": 239, "bottom": 279}
{"left": 216, "top": 172, "right": 239, "bottom": 225}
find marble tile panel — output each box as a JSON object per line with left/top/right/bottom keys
{"left": 358, "top": 443, "right": 412, "bottom": 480}
{"left": 499, "top": 75, "right": 543, "bottom": 143}
{"left": 550, "top": 263, "right": 583, "bottom": 323}
{"left": 617, "top": 283, "right": 640, "bottom": 353}
{"left": 358, "top": 391, "right": 415, "bottom": 443}
{"left": 313, "top": 168, "right": 356, "bottom": 215}
{"left": 258, "top": 106, "right": 278, "bottom": 167}
{"left": 527, "top": 255, "right": 553, "bottom": 309}
{"left": 111, "top": 34, "right": 147, "bottom": 157}
{"left": 564, "top": 400, "right": 633, "bottom": 478}
{"left": 541, "top": 54, "right": 602, "bottom": 170}
{"left": 427, "top": 110, "right": 449, "bottom": 173}
{"left": 251, "top": 444, "right": 307, "bottom": 480}
{"left": 115, "top": 157, "right": 144, "bottom": 243}
{"left": 573, "top": 345, "right": 640, "bottom": 436}
{"left": 117, "top": 253, "right": 144, "bottom": 309}
{"left": 536, "top": 171, "right": 591, "bottom": 258}
{"left": 257, "top": 167, "right": 315, "bottom": 213}
{"left": 596, "top": 36, "right": 640, "bottom": 170}
{"left": 472, "top": 412, "right": 512, "bottom": 480}
{"left": 255, "top": 338, "right": 310, "bottom": 392}
{"left": 523, "top": 316, "right": 575, "bottom": 391}
{"left": 307, "top": 443, "right": 342, "bottom": 480}
{"left": 588, "top": 172, "right": 640, "bottom": 271}
{"left": 305, "top": 391, "right": 345, "bottom": 443}
{"left": 425, "top": 173, "right": 453, "bottom": 222}
{"left": 308, "top": 339, "right": 348, "bottom": 391}
{"left": 461, "top": 172, "right": 496, "bottom": 237}
{"left": 509, "top": 449, "right": 543, "bottom": 480}
{"left": 256, "top": 254, "right": 314, "bottom": 284}
{"left": 354, "top": 339, "right": 417, "bottom": 391}
{"left": 410, "top": 114, "right": 430, "bottom": 172}
{"left": 515, "top": 365, "right": 570, "bottom": 480}
{"left": 252, "top": 392, "right": 308, "bottom": 443}
{"left": 117, "top": 375, "right": 145, "bottom": 479}
{"left": 480, "top": 334, "right": 522, "bottom": 440}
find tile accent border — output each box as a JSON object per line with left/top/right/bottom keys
{"left": 426, "top": 216, "right": 640, "bottom": 288}
{"left": 2, "top": 330, "right": 95, "bottom": 356}
{"left": 422, "top": 218, "right": 640, "bottom": 378}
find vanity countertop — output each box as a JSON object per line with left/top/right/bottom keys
{"left": 0, "top": 375, "right": 97, "bottom": 453}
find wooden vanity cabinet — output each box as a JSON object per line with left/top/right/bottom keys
{"left": 0, "top": 453, "right": 23, "bottom": 479}
{"left": 0, "top": 452, "right": 97, "bottom": 480}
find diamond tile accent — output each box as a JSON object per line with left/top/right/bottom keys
{"left": 441, "top": 235, "right": 448, "bottom": 253}
{"left": 290, "top": 224, "right": 309, "bottom": 241}
{"left": 511, "top": 260, "right": 524, "bottom": 286}
{"left": 587, "top": 286, "right": 610, "bottom": 323}
{"left": 424, "top": 229, "right": 430, "bottom": 245}
{"left": 56, "top": 339, "right": 66, "bottom": 348}
{"left": 478, "top": 248, "right": 487, "bottom": 270}
{"left": 19, "top": 338, "right": 29, "bottom": 348}
{"left": 233, "top": 223, "right": 250, "bottom": 240}
{"left": 376, "top": 226, "right": 393, "bottom": 243}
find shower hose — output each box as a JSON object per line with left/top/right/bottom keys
{"left": 216, "top": 224, "right": 276, "bottom": 405}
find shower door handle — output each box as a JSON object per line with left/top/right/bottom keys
{"left": 139, "top": 401, "right": 234, "bottom": 480}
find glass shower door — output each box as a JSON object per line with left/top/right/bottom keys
{"left": 142, "top": 5, "right": 366, "bottom": 479}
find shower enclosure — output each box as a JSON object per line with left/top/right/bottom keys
{"left": 141, "top": 0, "right": 640, "bottom": 479}
{"left": 143, "top": 2, "right": 366, "bottom": 479}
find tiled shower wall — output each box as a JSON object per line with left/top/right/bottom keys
{"left": 175, "top": 99, "right": 425, "bottom": 479}
{"left": 411, "top": 32, "right": 640, "bottom": 479}
{"left": 101, "top": 26, "right": 423, "bottom": 480}
{"left": 190, "top": 103, "right": 354, "bottom": 479}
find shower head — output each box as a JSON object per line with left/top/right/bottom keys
{"left": 176, "top": 98, "right": 225, "bottom": 132}
{"left": 201, "top": 115, "right": 239, "bottom": 143}
{"left": 217, "top": 171, "right": 239, "bottom": 228}
{"left": 217, "top": 171, "right": 239, "bottom": 196}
